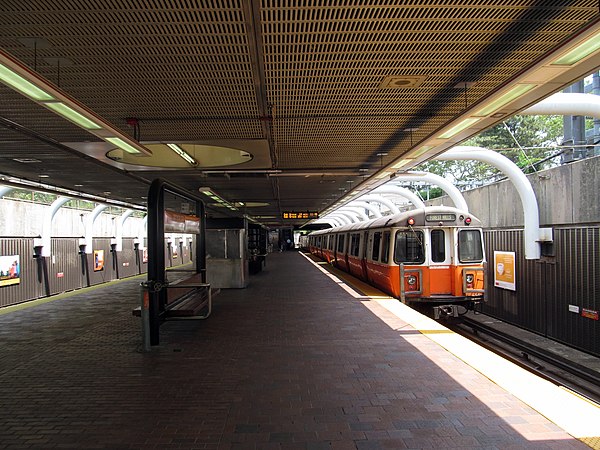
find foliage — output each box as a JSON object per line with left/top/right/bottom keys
{"left": 417, "top": 114, "right": 564, "bottom": 187}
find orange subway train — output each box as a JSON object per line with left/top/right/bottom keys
{"left": 307, "top": 206, "right": 485, "bottom": 319}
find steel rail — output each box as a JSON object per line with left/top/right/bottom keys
{"left": 456, "top": 316, "right": 600, "bottom": 399}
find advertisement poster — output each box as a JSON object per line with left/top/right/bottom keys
{"left": 494, "top": 251, "right": 516, "bottom": 291}
{"left": 93, "top": 250, "right": 105, "bottom": 272}
{"left": 142, "top": 247, "right": 148, "bottom": 263}
{"left": 0, "top": 255, "right": 20, "bottom": 287}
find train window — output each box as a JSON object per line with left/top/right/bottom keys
{"left": 350, "top": 233, "right": 360, "bottom": 256}
{"left": 372, "top": 232, "right": 381, "bottom": 261}
{"left": 458, "top": 230, "right": 483, "bottom": 262}
{"left": 337, "top": 234, "right": 346, "bottom": 253}
{"left": 381, "top": 231, "right": 390, "bottom": 263}
{"left": 430, "top": 230, "right": 445, "bottom": 262}
{"left": 394, "top": 231, "right": 425, "bottom": 264}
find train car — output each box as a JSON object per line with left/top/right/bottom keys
{"left": 308, "top": 206, "right": 485, "bottom": 319}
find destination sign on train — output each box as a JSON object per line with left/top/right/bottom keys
{"left": 425, "top": 214, "right": 456, "bottom": 222}
{"left": 282, "top": 211, "right": 319, "bottom": 219}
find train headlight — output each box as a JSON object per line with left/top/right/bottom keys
{"left": 464, "top": 217, "right": 472, "bottom": 225}
{"left": 407, "top": 275, "right": 417, "bottom": 286}
{"left": 407, "top": 217, "right": 415, "bottom": 226}
{"left": 466, "top": 274, "right": 474, "bottom": 283}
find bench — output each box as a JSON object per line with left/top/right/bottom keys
{"left": 133, "top": 271, "right": 217, "bottom": 319}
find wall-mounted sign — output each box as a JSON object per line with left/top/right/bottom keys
{"left": 0, "top": 255, "right": 20, "bottom": 287}
{"left": 494, "top": 251, "right": 515, "bottom": 291}
{"left": 282, "top": 211, "right": 319, "bottom": 220}
{"left": 164, "top": 210, "right": 201, "bottom": 234}
{"left": 582, "top": 308, "right": 599, "bottom": 321}
{"left": 93, "top": 250, "right": 105, "bottom": 272}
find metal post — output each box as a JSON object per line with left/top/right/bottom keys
{"left": 140, "top": 282, "right": 151, "bottom": 352}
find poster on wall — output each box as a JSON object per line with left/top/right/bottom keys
{"left": 0, "top": 255, "right": 20, "bottom": 287}
{"left": 142, "top": 247, "right": 148, "bottom": 263}
{"left": 93, "top": 250, "right": 105, "bottom": 272}
{"left": 494, "top": 251, "right": 516, "bottom": 291}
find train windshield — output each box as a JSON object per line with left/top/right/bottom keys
{"left": 458, "top": 230, "right": 484, "bottom": 262}
{"left": 394, "top": 230, "right": 425, "bottom": 264}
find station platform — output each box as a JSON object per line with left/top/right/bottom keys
{"left": 0, "top": 251, "right": 598, "bottom": 449}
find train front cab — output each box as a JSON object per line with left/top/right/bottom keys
{"left": 391, "top": 212, "right": 485, "bottom": 319}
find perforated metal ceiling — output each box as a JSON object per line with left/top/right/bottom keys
{"left": 0, "top": 1, "right": 598, "bottom": 224}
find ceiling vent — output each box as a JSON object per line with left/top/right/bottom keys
{"left": 379, "top": 76, "right": 427, "bottom": 89}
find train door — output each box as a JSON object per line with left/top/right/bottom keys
{"left": 429, "top": 228, "right": 452, "bottom": 295}
{"left": 360, "top": 231, "right": 369, "bottom": 279}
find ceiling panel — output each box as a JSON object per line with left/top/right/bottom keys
{"left": 0, "top": 1, "right": 598, "bottom": 225}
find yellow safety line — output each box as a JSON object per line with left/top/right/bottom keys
{"left": 300, "top": 251, "right": 600, "bottom": 448}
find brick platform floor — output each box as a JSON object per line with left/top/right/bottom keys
{"left": 0, "top": 252, "right": 587, "bottom": 449}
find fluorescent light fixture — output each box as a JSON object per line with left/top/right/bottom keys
{"left": 166, "top": 143, "right": 197, "bottom": 166}
{"left": 406, "top": 145, "right": 434, "bottom": 158}
{"left": 375, "top": 171, "right": 391, "bottom": 179}
{"left": 473, "top": 84, "right": 537, "bottom": 117}
{"left": 105, "top": 137, "right": 142, "bottom": 155}
{"left": 44, "top": 102, "right": 102, "bottom": 130}
{"left": 391, "top": 159, "right": 412, "bottom": 169}
{"left": 551, "top": 33, "right": 600, "bottom": 66}
{"left": 0, "top": 62, "right": 54, "bottom": 101}
{"left": 198, "top": 187, "right": 239, "bottom": 213}
{"left": 437, "top": 117, "right": 481, "bottom": 139}
{"left": 0, "top": 49, "right": 152, "bottom": 157}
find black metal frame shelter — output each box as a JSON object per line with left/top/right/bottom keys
{"left": 147, "top": 178, "right": 206, "bottom": 345}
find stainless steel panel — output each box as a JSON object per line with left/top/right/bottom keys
{"left": 48, "top": 238, "right": 83, "bottom": 295}
{"left": 483, "top": 227, "right": 600, "bottom": 356}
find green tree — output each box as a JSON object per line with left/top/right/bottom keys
{"left": 418, "top": 114, "right": 564, "bottom": 188}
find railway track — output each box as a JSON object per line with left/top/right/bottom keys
{"left": 449, "top": 316, "right": 600, "bottom": 405}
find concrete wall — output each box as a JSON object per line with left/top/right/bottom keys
{"left": 426, "top": 155, "right": 600, "bottom": 227}
{"left": 0, "top": 199, "right": 145, "bottom": 237}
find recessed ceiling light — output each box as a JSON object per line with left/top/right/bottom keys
{"left": 379, "top": 75, "right": 427, "bottom": 89}
{"left": 38, "top": 174, "right": 50, "bottom": 178}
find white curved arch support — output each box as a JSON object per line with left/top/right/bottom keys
{"left": 83, "top": 204, "right": 109, "bottom": 254}
{"left": 522, "top": 93, "right": 600, "bottom": 119}
{"left": 436, "top": 146, "right": 551, "bottom": 259}
{"left": 315, "top": 218, "right": 342, "bottom": 227}
{"left": 372, "top": 186, "right": 426, "bottom": 209}
{"left": 35, "top": 196, "right": 71, "bottom": 257}
{"left": 358, "top": 194, "right": 400, "bottom": 215}
{"left": 328, "top": 214, "right": 352, "bottom": 225}
{"left": 392, "top": 171, "right": 469, "bottom": 212}
{"left": 114, "top": 209, "right": 134, "bottom": 251}
{"left": 339, "top": 207, "right": 369, "bottom": 221}
{"left": 335, "top": 210, "right": 360, "bottom": 223}
{"left": 347, "top": 201, "right": 382, "bottom": 218}
{"left": 328, "top": 217, "right": 345, "bottom": 227}
{"left": 0, "top": 186, "right": 13, "bottom": 198}
{"left": 135, "top": 215, "right": 148, "bottom": 247}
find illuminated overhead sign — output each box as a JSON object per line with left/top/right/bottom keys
{"left": 282, "top": 211, "right": 319, "bottom": 220}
